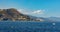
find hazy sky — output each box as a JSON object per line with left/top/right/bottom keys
{"left": 0, "top": 0, "right": 60, "bottom": 17}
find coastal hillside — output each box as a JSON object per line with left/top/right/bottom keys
{"left": 0, "top": 8, "right": 44, "bottom": 21}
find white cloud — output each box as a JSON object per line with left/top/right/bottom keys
{"left": 32, "top": 10, "right": 44, "bottom": 14}
{"left": 17, "top": 9, "right": 29, "bottom": 14}
{"left": 18, "top": 9, "right": 44, "bottom": 15}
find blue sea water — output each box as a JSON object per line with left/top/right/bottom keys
{"left": 0, "top": 21, "right": 60, "bottom": 32}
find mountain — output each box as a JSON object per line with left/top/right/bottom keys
{"left": 0, "top": 8, "right": 29, "bottom": 21}
{"left": 47, "top": 17, "right": 60, "bottom": 21}
{"left": 0, "top": 8, "right": 44, "bottom": 21}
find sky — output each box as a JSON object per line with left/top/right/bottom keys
{"left": 0, "top": 0, "right": 60, "bottom": 17}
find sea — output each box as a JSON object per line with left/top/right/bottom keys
{"left": 0, "top": 20, "right": 60, "bottom": 32}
